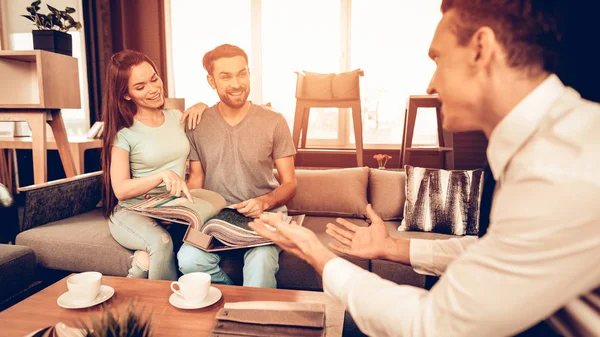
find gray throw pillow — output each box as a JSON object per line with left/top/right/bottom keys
{"left": 399, "top": 165, "right": 484, "bottom": 236}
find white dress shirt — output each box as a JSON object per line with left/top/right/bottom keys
{"left": 323, "top": 74, "right": 600, "bottom": 337}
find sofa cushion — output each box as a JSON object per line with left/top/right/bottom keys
{"left": 21, "top": 172, "right": 102, "bottom": 232}
{"left": 285, "top": 167, "right": 369, "bottom": 218}
{"left": 368, "top": 169, "right": 406, "bottom": 220}
{"left": 0, "top": 244, "right": 36, "bottom": 303}
{"left": 371, "top": 260, "right": 425, "bottom": 288}
{"left": 299, "top": 71, "right": 334, "bottom": 100}
{"left": 331, "top": 69, "right": 361, "bottom": 100}
{"left": 16, "top": 209, "right": 132, "bottom": 276}
{"left": 400, "top": 165, "right": 484, "bottom": 235}
{"left": 372, "top": 221, "right": 457, "bottom": 288}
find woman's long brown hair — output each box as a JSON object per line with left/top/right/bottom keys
{"left": 101, "top": 50, "right": 163, "bottom": 218}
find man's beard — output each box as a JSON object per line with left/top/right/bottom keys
{"left": 218, "top": 86, "right": 250, "bottom": 109}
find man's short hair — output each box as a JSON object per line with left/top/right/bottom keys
{"left": 441, "top": 0, "right": 562, "bottom": 74}
{"left": 202, "top": 44, "right": 249, "bottom": 76}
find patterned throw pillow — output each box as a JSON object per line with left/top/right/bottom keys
{"left": 399, "top": 165, "right": 484, "bottom": 236}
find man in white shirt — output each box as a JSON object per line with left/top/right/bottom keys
{"left": 249, "top": 1, "right": 600, "bottom": 336}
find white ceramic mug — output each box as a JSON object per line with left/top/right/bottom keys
{"left": 66, "top": 271, "right": 102, "bottom": 303}
{"left": 170, "top": 272, "right": 211, "bottom": 303}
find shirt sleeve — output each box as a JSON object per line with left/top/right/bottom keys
{"left": 113, "top": 131, "right": 130, "bottom": 152}
{"left": 323, "top": 178, "right": 600, "bottom": 337}
{"left": 409, "top": 236, "right": 478, "bottom": 276}
{"left": 272, "top": 114, "right": 297, "bottom": 160}
{"left": 185, "top": 125, "right": 200, "bottom": 162}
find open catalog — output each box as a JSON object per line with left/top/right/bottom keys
{"left": 125, "top": 189, "right": 305, "bottom": 252}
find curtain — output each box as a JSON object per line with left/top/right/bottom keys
{"left": 0, "top": 0, "right": 6, "bottom": 50}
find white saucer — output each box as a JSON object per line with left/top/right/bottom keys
{"left": 57, "top": 285, "right": 115, "bottom": 309}
{"left": 169, "top": 286, "right": 222, "bottom": 309}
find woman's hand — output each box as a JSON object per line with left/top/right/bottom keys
{"left": 160, "top": 170, "right": 193, "bottom": 202}
{"left": 180, "top": 102, "right": 208, "bottom": 130}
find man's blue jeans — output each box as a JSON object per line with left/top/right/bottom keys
{"left": 177, "top": 244, "right": 282, "bottom": 288}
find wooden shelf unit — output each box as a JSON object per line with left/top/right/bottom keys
{"left": 0, "top": 50, "right": 81, "bottom": 185}
{"left": 0, "top": 50, "right": 80, "bottom": 109}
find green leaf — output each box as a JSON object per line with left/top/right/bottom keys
{"left": 31, "top": 0, "right": 41, "bottom": 7}
{"left": 64, "top": 13, "right": 75, "bottom": 23}
{"left": 46, "top": 4, "right": 60, "bottom": 14}
{"left": 21, "top": 14, "right": 35, "bottom": 23}
{"left": 51, "top": 16, "right": 63, "bottom": 29}
{"left": 65, "top": 7, "right": 76, "bottom": 14}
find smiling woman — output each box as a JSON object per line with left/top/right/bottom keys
{"left": 99, "top": 49, "right": 199, "bottom": 281}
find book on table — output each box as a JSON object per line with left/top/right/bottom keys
{"left": 125, "top": 189, "right": 304, "bottom": 252}
{"left": 209, "top": 301, "right": 326, "bottom": 337}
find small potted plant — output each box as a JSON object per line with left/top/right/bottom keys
{"left": 373, "top": 153, "right": 392, "bottom": 169}
{"left": 21, "top": 0, "right": 82, "bottom": 56}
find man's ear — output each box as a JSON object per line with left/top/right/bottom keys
{"left": 469, "top": 26, "right": 497, "bottom": 71}
{"left": 207, "top": 75, "right": 216, "bottom": 90}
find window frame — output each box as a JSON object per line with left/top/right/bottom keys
{"left": 165, "top": 0, "right": 438, "bottom": 147}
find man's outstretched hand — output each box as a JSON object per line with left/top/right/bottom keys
{"left": 326, "top": 204, "right": 390, "bottom": 260}
{"left": 249, "top": 212, "right": 338, "bottom": 274}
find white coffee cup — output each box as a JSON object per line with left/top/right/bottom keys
{"left": 66, "top": 271, "right": 102, "bottom": 303}
{"left": 170, "top": 272, "right": 211, "bottom": 303}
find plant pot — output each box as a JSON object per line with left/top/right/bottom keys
{"left": 32, "top": 30, "right": 72, "bottom": 56}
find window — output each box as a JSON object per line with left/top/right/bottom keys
{"left": 261, "top": 0, "right": 341, "bottom": 143}
{"left": 168, "top": 0, "right": 251, "bottom": 109}
{"left": 350, "top": 0, "right": 441, "bottom": 146}
{"left": 167, "top": 0, "right": 442, "bottom": 146}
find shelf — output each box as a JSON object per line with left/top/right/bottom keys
{"left": 0, "top": 50, "right": 80, "bottom": 109}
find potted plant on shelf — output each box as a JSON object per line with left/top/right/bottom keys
{"left": 21, "top": 0, "right": 82, "bottom": 56}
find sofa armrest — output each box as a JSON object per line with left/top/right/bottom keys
{"left": 19, "top": 171, "right": 103, "bottom": 232}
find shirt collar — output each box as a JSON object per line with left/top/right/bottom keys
{"left": 487, "top": 74, "right": 566, "bottom": 181}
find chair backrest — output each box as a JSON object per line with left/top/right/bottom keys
{"left": 164, "top": 97, "right": 185, "bottom": 111}
{"left": 295, "top": 69, "right": 364, "bottom": 101}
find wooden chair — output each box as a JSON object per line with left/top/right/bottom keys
{"left": 292, "top": 70, "right": 365, "bottom": 167}
{"left": 399, "top": 95, "right": 454, "bottom": 169}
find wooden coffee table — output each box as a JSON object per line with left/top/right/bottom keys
{"left": 0, "top": 275, "right": 344, "bottom": 336}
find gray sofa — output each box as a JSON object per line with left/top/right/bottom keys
{"left": 0, "top": 244, "right": 37, "bottom": 309}
{"left": 12, "top": 167, "right": 457, "bottom": 291}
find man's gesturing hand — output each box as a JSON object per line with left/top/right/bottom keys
{"left": 249, "top": 212, "right": 337, "bottom": 274}
{"left": 326, "top": 204, "right": 389, "bottom": 260}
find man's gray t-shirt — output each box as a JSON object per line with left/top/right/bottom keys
{"left": 187, "top": 104, "right": 296, "bottom": 206}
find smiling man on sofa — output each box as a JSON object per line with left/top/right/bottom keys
{"left": 249, "top": 1, "right": 600, "bottom": 336}
{"left": 178, "top": 44, "right": 298, "bottom": 288}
